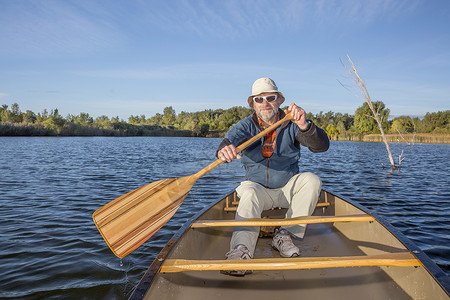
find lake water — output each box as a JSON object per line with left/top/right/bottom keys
{"left": 0, "top": 137, "right": 449, "bottom": 299}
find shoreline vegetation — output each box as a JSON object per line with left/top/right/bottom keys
{"left": 1, "top": 103, "right": 449, "bottom": 144}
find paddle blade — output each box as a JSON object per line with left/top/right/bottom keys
{"left": 93, "top": 176, "right": 196, "bottom": 258}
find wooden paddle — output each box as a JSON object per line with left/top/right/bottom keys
{"left": 93, "top": 112, "right": 294, "bottom": 258}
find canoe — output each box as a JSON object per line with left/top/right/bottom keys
{"left": 129, "top": 189, "right": 450, "bottom": 300}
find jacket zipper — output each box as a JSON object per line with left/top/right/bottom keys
{"left": 266, "top": 157, "right": 270, "bottom": 188}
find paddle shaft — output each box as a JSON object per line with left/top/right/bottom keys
{"left": 193, "top": 112, "right": 294, "bottom": 179}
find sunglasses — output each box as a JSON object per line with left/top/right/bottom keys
{"left": 253, "top": 94, "right": 278, "bottom": 104}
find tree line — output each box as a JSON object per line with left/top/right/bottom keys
{"left": 0, "top": 102, "right": 449, "bottom": 138}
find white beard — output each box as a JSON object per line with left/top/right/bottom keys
{"left": 255, "top": 106, "right": 278, "bottom": 123}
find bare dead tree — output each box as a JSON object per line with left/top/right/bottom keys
{"left": 398, "top": 149, "right": 406, "bottom": 168}
{"left": 340, "top": 55, "right": 401, "bottom": 169}
{"left": 392, "top": 118, "right": 417, "bottom": 147}
{"left": 394, "top": 126, "right": 410, "bottom": 146}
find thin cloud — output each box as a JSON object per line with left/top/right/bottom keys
{"left": 139, "top": 0, "right": 421, "bottom": 38}
{"left": 72, "top": 63, "right": 291, "bottom": 80}
{"left": 0, "top": 1, "right": 122, "bottom": 57}
{"left": 142, "top": 1, "right": 306, "bottom": 38}
{"left": 0, "top": 0, "right": 423, "bottom": 58}
{"left": 315, "top": 0, "right": 419, "bottom": 25}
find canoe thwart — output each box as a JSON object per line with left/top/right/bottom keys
{"left": 191, "top": 214, "right": 375, "bottom": 228}
{"left": 160, "top": 252, "right": 422, "bottom": 273}
{"left": 224, "top": 201, "right": 330, "bottom": 212}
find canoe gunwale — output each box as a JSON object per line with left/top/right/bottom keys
{"left": 129, "top": 189, "right": 450, "bottom": 299}
{"left": 372, "top": 210, "right": 450, "bottom": 293}
{"left": 330, "top": 190, "right": 450, "bottom": 295}
{"left": 329, "top": 190, "right": 450, "bottom": 294}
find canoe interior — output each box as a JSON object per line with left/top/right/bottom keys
{"left": 131, "top": 190, "right": 449, "bottom": 300}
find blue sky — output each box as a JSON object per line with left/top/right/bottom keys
{"left": 1, "top": 0, "right": 449, "bottom": 120}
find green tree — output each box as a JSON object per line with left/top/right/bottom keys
{"left": 95, "top": 115, "right": 111, "bottom": 129}
{"left": 51, "top": 109, "right": 65, "bottom": 127}
{"left": 128, "top": 115, "right": 140, "bottom": 125}
{"left": 334, "top": 113, "right": 353, "bottom": 131}
{"left": 149, "top": 113, "right": 163, "bottom": 125}
{"left": 353, "top": 101, "right": 390, "bottom": 135}
{"left": 175, "top": 111, "right": 192, "bottom": 130}
{"left": 325, "top": 124, "right": 338, "bottom": 138}
{"left": 0, "top": 104, "right": 9, "bottom": 122}
{"left": 40, "top": 109, "right": 65, "bottom": 133}
{"left": 336, "top": 120, "right": 346, "bottom": 134}
{"left": 390, "top": 116, "right": 415, "bottom": 133}
{"left": 22, "top": 110, "right": 37, "bottom": 123}
{"left": 0, "top": 103, "right": 22, "bottom": 123}
{"left": 111, "top": 116, "right": 128, "bottom": 130}
{"left": 127, "top": 114, "right": 147, "bottom": 125}
{"left": 36, "top": 109, "right": 49, "bottom": 123}
{"left": 194, "top": 123, "right": 210, "bottom": 136}
{"left": 162, "top": 106, "right": 176, "bottom": 126}
{"left": 74, "top": 112, "right": 94, "bottom": 126}
{"left": 421, "top": 110, "right": 450, "bottom": 133}
{"left": 10, "top": 103, "right": 22, "bottom": 123}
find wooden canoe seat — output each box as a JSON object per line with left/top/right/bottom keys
{"left": 191, "top": 214, "right": 375, "bottom": 228}
{"left": 223, "top": 193, "right": 331, "bottom": 212}
{"left": 221, "top": 191, "right": 333, "bottom": 236}
{"left": 160, "top": 252, "right": 422, "bottom": 273}
{"left": 224, "top": 202, "right": 330, "bottom": 212}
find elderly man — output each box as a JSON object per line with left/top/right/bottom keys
{"left": 217, "top": 77, "right": 329, "bottom": 276}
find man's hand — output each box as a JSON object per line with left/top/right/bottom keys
{"left": 288, "top": 103, "right": 310, "bottom": 130}
{"left": 217, "top": 144, "right": 241, "bottom": 163}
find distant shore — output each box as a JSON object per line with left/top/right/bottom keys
{"left": 2, "top": 123, "right": 448, "bottom": 144}
{"left": 2, "top": 104, "right": 449, "bottom": 143}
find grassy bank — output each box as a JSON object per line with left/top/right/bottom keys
{"left": 0, "top": 122, "right": 196, "bottom": 137}
{"left": 333, "top": 133, "right": 450, "bottom": 144}
{"left": 209, "top": 131, "right": 450, "bottom": 144}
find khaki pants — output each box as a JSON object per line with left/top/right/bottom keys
{"left": 231, "top": 172, "right": 322, "bottom": 256}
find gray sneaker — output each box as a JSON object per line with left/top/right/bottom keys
{"left": 272, "top": 228, "right": 300, "bottom": 258}
{"left": 220, "top": 244, "right": 253, "bottom": 276}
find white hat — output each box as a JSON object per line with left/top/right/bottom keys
{"left": 247, "top": 77, "right": 285, "bottom": 107}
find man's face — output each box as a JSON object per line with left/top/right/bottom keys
{"left": 252, "top": 92, "right": 280, "bottom": 123}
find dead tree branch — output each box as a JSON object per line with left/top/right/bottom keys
{"left": 395, "top": 127, "right": 411, "bottom": 146}
{"left": 342, "top": 55, "right": 400, "bottom": 169}
{"left": 398, "top": 150, "right": 406, "bottom": 168}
